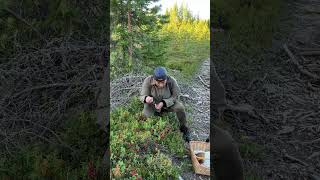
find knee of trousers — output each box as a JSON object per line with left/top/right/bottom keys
{"left": 172, "top": 102, "right": 185, "bottom": 112}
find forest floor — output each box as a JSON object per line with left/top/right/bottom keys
{"left": 214, "top": 0, "right": 320, "bottom": 179}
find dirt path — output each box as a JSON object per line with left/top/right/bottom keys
{"left": 174, "top": 58, "right": 210, "bottom": 180}
{"left": 179, "top": 59, "right": 210, "bottom": 141}
{"left": 189, "top": 59, "right": 210, "bottom": 141}
{"left": 214, "top": 0, "right": 320, "bottom": 179}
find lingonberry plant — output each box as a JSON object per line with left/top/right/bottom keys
{"left": 110, "top": 97, "right": 187, "bottom": 179}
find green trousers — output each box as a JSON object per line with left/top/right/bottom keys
{"left": 143, "top": 101, "right": 188, "bottom": 130}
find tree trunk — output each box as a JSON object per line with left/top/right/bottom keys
{"left": 127, "top": 9, "right": 133, "bottom": 67}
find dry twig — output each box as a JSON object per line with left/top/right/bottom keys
{"left": 284, "top": 153, "right": 308, "bottom": 166}
{"left": 198, "top": 75, "right": 210, "bottom": 88}
{"left": 1, "top": 38, "right": 105, "bottom": 153}
{"left": 283, "top": 44, "right": 320, "bottom": 80}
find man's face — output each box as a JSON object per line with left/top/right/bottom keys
{"left": 155, "top": 79, "right": 167, "bottom": 88}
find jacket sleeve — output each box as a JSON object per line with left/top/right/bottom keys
{"left": 162, "top": 77, "right": 180, "bottom": 107}
{"left": 139, "top": 76, "right": 151, "bottom": 103}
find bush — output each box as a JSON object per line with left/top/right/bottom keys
{"left": 110, "top": 97, "right": 187, "bottom": 179}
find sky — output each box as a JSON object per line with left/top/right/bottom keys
{"left": 152, "top": 0, "right": 210, "bottom": 20}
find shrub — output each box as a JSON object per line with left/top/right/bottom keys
{"left": 110, "top": 97, "right": 187, "bottom": 179}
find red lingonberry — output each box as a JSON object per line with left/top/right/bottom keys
{"left": 130, "top": 170, "right": 137, "bottom": 176}
{"left": 87, "top": 160, "right": 96, "bottom": 180}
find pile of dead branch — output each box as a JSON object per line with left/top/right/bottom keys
{"left": 0, "top": 38, "right": 106, "bottom": 155}
{"left": 110, "top": 74, "right": 146, "bottom": 110}
{"left": 110, "top": 73, "right": 210, "bottom": 113}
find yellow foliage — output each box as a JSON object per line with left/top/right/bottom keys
{"left": 161, "top": 4, "right": 209, "bottom": 41}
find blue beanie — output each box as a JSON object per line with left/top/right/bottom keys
{"left": 154, "top": 67, "right": 167, "bottom": 80}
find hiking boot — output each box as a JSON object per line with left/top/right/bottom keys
{"left": 183, "top": 131, "right": 191, "bottom": 143}
{"left": 180, "top": 125, "right": 191, "bottom": 142}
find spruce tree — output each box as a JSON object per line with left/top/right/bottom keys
{"left": 111, "top": 0, "right": 166, "bottom": 76}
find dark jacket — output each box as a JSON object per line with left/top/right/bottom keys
{"left": 139, "top": 75, "right": 180, "bottom": 107}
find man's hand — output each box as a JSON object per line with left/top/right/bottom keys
{"left": 145, "top": 96, "right": 154, "bottom": 104}
{"left": 155, "top": 102, "right": 164, "bottom": 110}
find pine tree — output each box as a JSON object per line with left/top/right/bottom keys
{"left": 111, "top": 0, "right": 166, "bottom": 76}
